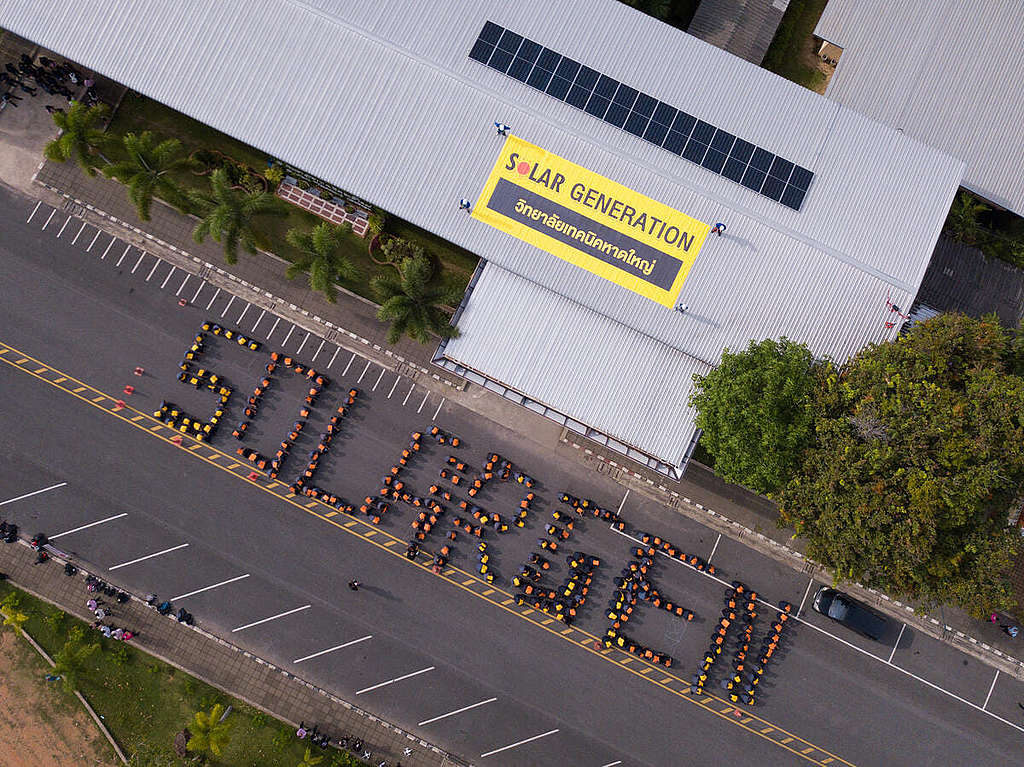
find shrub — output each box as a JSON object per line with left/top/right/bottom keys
{"left": 44, "top": 608, "right": 66, "bottom": 633}
{"left": 367, "top": 210, "right": 386, "bottom": 236}
{"left": 271, "top": 725, "right": 292, "bottom": 750}
{"left": 110, "top": 644, "right": 130, "bottom": 665}
{"left": 264, "top": 164, "right": 284, "bottom": 187}
{"left": 318, "top": 189, "right": 333, "bottom": 200}
{"left": 296, "top": 178, "right": 311, "bottom": 191}
{"left": 343, "top": 202, "right": 356, "bottom": 214}
{"left": 251, "top": 711, "right": 267, "bottom": 728}
{"left": 192, "top": 148, "right": 218, "bottom": 169}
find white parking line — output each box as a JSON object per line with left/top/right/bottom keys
{"left": 342, "top": 352, "right": 356, "bottom": 376}
{"left": 479, "top": 729, "right": 559, "bottom": 758}
{"left": 402, "top": 383, "right": 415, "bottom": 406}
{"left": 418, "top": 697, "right": 496, "bottom": 726}
{"left": 220, "top": 294, "right": 235, "bottom": 318}
{"left": 311, "top": 339, "right": 325, "bottom": 362}
{"left": 41, "top": 209, "right": 56, "bottom": 230}
{"left": 615, "top": 489, "right": 630, "bottom": 517}
{"left": 56, "top": 215, "right": 72, "bottom": 238}
{"left": 160, "top": 265, "right": 176, "bottom": 290}
{"left": 417, "top": 392, "right": 429, "bottom": 413}
{"left": 176, "top": 274, "right": 190, "bottom": 296}
{"left": 144, "top": 258, "right": 161, "bottom": 281}
{"left": 231, "top": 604, "right": 311, "bottom": 633}
{"left": 86, "top": 230, "right": 100, "bottom": 252}
{"left": 387, "top": 375, "right": 401, "bottom": 398}
{"left": 130, "top": 251, "right": 146, "bottom": 273}
{"left": 49, "top": 512, "right": 128, "bottom": 539}
{"left": 432, "top": 397, "right": 445, "bottom": 420}
{"left": 108, "top": 543, "right": 189, "bottom": 571}
{"left": 610, "top": 524, "right": 1024, "bottom": 738}
{"left": 236, "top": 303, "right": 250, "bottom": 324}
{"left": 372, "top": 368, "right": 386, "bottom": 391}
{"left": 983, "top": 669, "right": 1000, "bottom": 710}
{"left": 100, "top": 236, "right": 115, "bottom": 259}
{"left": 115, "top": 244, "right": 131, "bottom": 266}
{"left": 327, "top": 346, "right": 340, "bottom": 369}
{"left": 295, "top": 332, "right": 310, "bottom": 355}
{"left": 356, "top": 666, "right": 434, "bottom": 695}
{"left": 281, "top": 324, "right": 295, "bottom": 347}
{"left": 600, "top": 761, "right": 623, "bottom": 767}
{"left": 251, "top": 309, "right": 266, "bottom": 333}
{"left": 191, "top": 281, "right": 206, "bottom": 303}
{"left": 266, "top": 317, "right": 281, "bottom": 339}
{"left": 205, "top": 287, "right": 221, "bottom": 310}
{"left": 708, "top": 533, "right": 722, "bottom": 563}
{"left": 71, "top": 221, "right": 87, "bottom": 244}
{"left": 888, "top": 624, "right": 907, "bottom": 664}
{"left": 172, "top": 573, "right": 251, "bottom": 601}
{"left": 293, "top": 634, "right": 373, "bottom": 664}
{"left": 796, "top": 577, "right": 815, "bottom": 617}
{"left": 26, "top": 201, "right": 41, "bottom": 224}
{"left": 357, "top": 360, "right": 371, "bottom": 383}
{"left": 0, "top": 482, "right": 68, "bottom": 507}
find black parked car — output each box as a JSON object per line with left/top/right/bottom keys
{"left": 812, "top": 586, "right": 889, "bottom": 640}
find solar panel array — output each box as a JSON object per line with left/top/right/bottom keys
{"left": 469, "top": 21, "right": 813, "bottom": 211}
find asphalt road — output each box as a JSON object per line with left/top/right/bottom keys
{"left": 1, "top": 185, "right": 1022, "bottom": 766}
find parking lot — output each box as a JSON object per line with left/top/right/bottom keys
{"left": 2, "top": 189, "right": 1024, "bottom": 765}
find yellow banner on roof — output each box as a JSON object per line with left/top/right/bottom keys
{"left": 472, "top": 135, "right": 709, "bottom": 307}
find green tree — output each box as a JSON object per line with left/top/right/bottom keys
{"left": 690, "top": 338, "right": 819, "bottom": 495}
{"left": 186, "top": 703, "right": 233, "bottom": 759}
{"left": 297, "top": 746, "right": 325, "bottom": 767}
{"left": 620, "top": 0, "right": 670, "bottom": 21}
{"left": 371, "top": 245, "right": 461, "bottom": 345}
{"left": 944, "top": 190, "right": 990, "bottom": 246}
{"left": 284, "top": 221, "right": 358, "bottom": 303}
{"left": 189, "top": 167, "right": 285, "bottom": 264}
{"left": 43, "top": 101, "right": 112, "bottom": 176}
{"left": 51, "top": 636, "right": 100, "bottom": 692}
{"left": 779, "top": 313, "right": 1024, "bottom": 614}
{"left": 102, "top": 131, "right": 198, "bottom": 220}
{"left": 1, "top": 607, "right": 29, "bottom": 636}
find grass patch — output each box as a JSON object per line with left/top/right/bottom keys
{"left": 761, "top": 0, "right": 828, "bottom": 90}
{"left": 0, "top": 583, "right": 368, "bottom": 767}
{"left": 105, "top": 93, "right": 477, "bottom": 303}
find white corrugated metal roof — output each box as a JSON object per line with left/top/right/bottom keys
{"left": 0, "top": 0, "right": 965, "bottom": 469}
{"left": 816, "top": 0, "right": 1024, "bottom": 215}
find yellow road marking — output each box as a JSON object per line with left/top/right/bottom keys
{"left": 208, "top": 453, "right": 220, "bottom": 460}
{"left": 541, "top": 618, "right": 554, "bottom": 625}
{"left": 741, "top": 717, "right": 753, "bottom": 723}
{"left": 660, "top": 677, "right": 673, "bottom": 683}
{"left": 639, "top": 667, "right": 653, "bottom": 675}
{"left": 482, "top": 589, "right": 495, "bottom": 596}
{"left": 305, "top": 501, "right": 318, "bottom": 508}
{"left": 325, "top": 511, "right": 338, "bottom": 518}
{"left": 91, "top": 395, "right": 105, "bottom": 402}
{"left": 33, "top": 367, "right": 47, "bottom": 373}
{"left": 0, "top": 348, "right": 7, "bottom": 353}
{"left": 561, "top": 628, "right": 573, "bottom": 635}
{"left": 461, "top": 578, "right": 475, "bottom": 586}
{"left": 720, "top": 707, "right": 733, "bottom": 714}
{"left": 189, "top": 444, "right": 202, "bottom": 451}
{"left": 14, "top": 357, "right": 27, "bottom": 364}
{"left": 131, "top": 415, "right": 144, "bottom": 422}
{"left": 0, "top": 339, "right": 855, "bottom": 767}
{"left": 363, "top": 529, "right": 376, "bottom": 537}
{"left": 762, "top": 727, "right": 775, "bottom": 734}
{"left": 522, "top": 609, "right": 534, "bottom": 615}
{"left": 620, "top": 657, "right": 634, "bottom": 664}
{"left": 822, "top": 759, "right": 834, "bottom": 764}
{"left": 227, "top": 463, "right": 239, "bottom": 469}
{"left": 54, "top": 377, "right": 66, "bottom": 383}
{"left": 383, "top": 539, "right": 397, "bottom": 547}
{"left": 267, "top": 482, "right": 279, "bottom": 489}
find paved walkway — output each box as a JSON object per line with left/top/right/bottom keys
{"left": 0, "top": 539, "right": 463, "bottom": 767}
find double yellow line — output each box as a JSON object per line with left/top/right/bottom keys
{"left": 0, "top": 339, "right": 853, "bottom": 766}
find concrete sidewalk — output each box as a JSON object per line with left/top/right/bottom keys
{"left": 0, "top": 538, "right": 464, "bottom": 767}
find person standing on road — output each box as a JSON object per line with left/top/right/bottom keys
{"left": 348, "top": 580, "right": 360, "bottom": 591}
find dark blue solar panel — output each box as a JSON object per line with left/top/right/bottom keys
{"left": 537, "top": 48, "right": 561, "bottom": 71}
{"left": 632, "top": 93, "right": 657, "bottom": 117}
{"left": 623, "top": 111, "right": 650, "bottom": 137}
{"left": 487, "top": 47, "right": 515, "bottom": 73}
{"left": 517, "top": 39, "right": 541, "bottom": 64}
{"left": 480, "top": 21, "right": 503, "bottom": 45}
{"left": 702, "top": 149, "right": 727, "bottom": 174}
{"left": 664, "top": 130, "right": 688, "bottom": 155}
{"left": 750, "top": 147, "right": 774, "bottom": 172}
{"left": 497, "top": 29, "right": 523, "bottom": 54}
{"left": 469, "top": 39, "right": 495, "bottom": 63}
{"left": 526, "top": 66, "right": 553, "bottom": 91}
{"left": 554, "top": 58, "right": 580, "bottom": 81}
{"left": 471, "top": 22, "right": 813, "bottom": 210}
{"left": 585, "top": 93, "right": 610, "bottom": 119}
{"left": 575, "top": 66, "right": 599, "bottom": 90}
{"left": 565, "top": 84, "right": 591, "bottom": 109}
{"left": 612, "top": 84, "right": 638, "bottom": 108}
{"left": 508, "top": 57, "right": 532, "bottom": 82}
{"left": 594, "top": 75, "right": 619, "bottom": 99}
{"left": 643, "top": 120, "right": 669, "bottom": 146}
{"left": 546, "top": 76, "right": 573, "bottom": 100}
{"left": 603, "top": 102, "right": 630, "bottom": 128}
{"left": 790, "top": 166, "right": 813, "bottom": 190}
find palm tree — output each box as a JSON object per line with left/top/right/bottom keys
{"left": 51, "top": 637, "right": 100, "bottom": 692}
{"left": 371, "top": 253, "right": 462, "bottom": 345}
{"left": 189, "top": 167, "right": 286, "bottom": 264}
{"left": 43, "top": 101, "right": 112, "bottom": 176}
{"left": 296, "top": 746, "right": 324, "bottom": 767}
{"left": 284, "top": 221, "right": 358, "bottom": 303}
{"left": 944, "top": 190, "right": 990, "bottom": 246}
{"left": 1, "top": 607, "right": 29, "bottom": 636}
{"left": 102, "top": 131, "right": 198, "bottom": 221}
{"left": 186, "top": 702, "right": 233, "bottom": 759}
